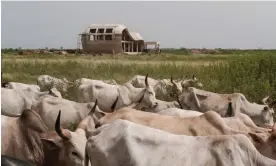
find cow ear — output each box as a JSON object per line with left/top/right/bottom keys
{"left": 41, "top": 138, "right": 63, "bottom": 150}
{"left": 20, "top": 109, "right": 48, "bottom": 133}
{"left": 248, "top": 132, "right": 264, "bottom": 144}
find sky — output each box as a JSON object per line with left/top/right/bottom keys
{"left": 1, "top": 1, "right": 276, "bottom": 49}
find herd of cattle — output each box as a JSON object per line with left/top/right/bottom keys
{"left": 1, "top": 74, "right": 276, "bottom": 166}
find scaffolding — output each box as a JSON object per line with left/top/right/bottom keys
{"left": 77, "top": 35, "right": 82, "bottom": 50}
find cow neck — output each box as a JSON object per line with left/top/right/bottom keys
{"left": 241, "top": 102, "right": 266, "bottom": 117}
{"left": 34, "top": 91, "right": 50, "bottom": 100}
{"left": 127, "top": 86, "right": 146, "bottom": 103}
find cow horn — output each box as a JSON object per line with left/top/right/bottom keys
{"left": 145, "top": 74, "right": 149, "bottom": 87}
{"left": 269, "top": 100, "right": 276, "bottom": 108}
{"left": 111, "top": 96, "right": 119, "bottom": 112}
{"left": 261, "top": 96, "right": 270, "bottom": 104}
{"left": 182, "top": 75, "right": 188, "bottom": 80}
{"left": 170, "top": 76, "right": 177, "bottom": 87}
{"left": 176, "top": 97, "right": 183, "bottom": 109}
{"left": 226, "top": 102, "right": 234, "bottom": 117}
{"left": 55, "top": 110, "right": 71, "bottom": 140}
{"left": 88, "top": 99, "right": 98, "bottom": 116}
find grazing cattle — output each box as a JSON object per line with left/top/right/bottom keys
{"left": 1, "top": 155, "right": 37, "bottom": 166}
{"left": 85, "top": 119, "right": 276, "bottom": 166}
{"left": 1, "top": 109, "right": 90, "bottom": 166}
{"left": 37, "top": 75, "right": 73, "bottom": 95}
{"left": 178, "top": 87, "right": 276, "bottom": 127}
{"left": 1, "top": 82, "right": 40, "bottom": 92}
{"left": 76, "top": 74, "right": 158, "bottom": 112}
{"left": 31, "top": 95, "right": 98, "bottom": 130}
{"left": 1, "top": 87, "right": 62, "bottom": 117}
{"left": 91, "top": 101, "right": 276, "bottom": 160}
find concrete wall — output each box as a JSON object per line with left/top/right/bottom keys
{"left": 81, "top": 34, "right": 123, "bottom": 54}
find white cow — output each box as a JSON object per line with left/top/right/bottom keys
{"left": 178, "top": 87, "right": 276, "bottom": 127}
{"left": 76, "top": 74, "right": 158, "bottom": 112}
{"left": 127, "top": 74, "right": 159, "bottom": 88}
{"left": 1, "top": 87, "right": 62, "bottom": 117}
{"left": 85, "top": 119, "right": 276, "bottom": 166}
{"left": 31, "top": 95, "right": 98, "bottom": 130}
{"left": 133, "top": 96, "right": 181, "bottom": 112}
{"left": 37, "top": 75, "right": 73, "bottom": 94}
{"left": 2, "top": 82, "right": 40, "bottom": 92}
{"left": 74, "top": 78, "right": 118, "bottom": 88}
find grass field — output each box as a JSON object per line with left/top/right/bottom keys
{"left": 1, "top": 52, "right": 276, "bottom": 102}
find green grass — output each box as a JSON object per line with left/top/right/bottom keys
{"left": 2, "top": 53, "right": 276, "bottom": 102}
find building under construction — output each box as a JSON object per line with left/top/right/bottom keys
{"left": 78, "top": 24, "right": 160, "bottom": 54}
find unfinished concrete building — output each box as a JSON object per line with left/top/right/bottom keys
{"left": 79, "top": 24, "right": 159, "bottom": 54}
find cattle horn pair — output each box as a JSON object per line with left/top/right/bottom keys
{"left": 55, "top": 110, "right": 72, "bottom": 140}
{"left": 145, "top": 74, "right": 149, "bottom": 87}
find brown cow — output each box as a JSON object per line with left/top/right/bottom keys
{"left": 90, "top": 97, "right": 276, "bottom": 160}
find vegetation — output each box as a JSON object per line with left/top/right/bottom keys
{"left": 1, "top": 50, "right": 276, "bottom": 103}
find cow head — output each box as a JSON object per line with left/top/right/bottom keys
{"left": 48, "top": 88, "right": 62, "bottom": 98}
{"left": 248, "top": 124, "right": 276, "bottom": 160}
{"left": 141, "top": 74, "right": 158, "bottom": 108}
{"left": 62, "top": 78, "right": 74, "bottom": 89}
{"left": 181, "top": 75, "right": 203, "bottom": 89}
{"left": 170, "top": 76, "right": 183, "bottom": 98}
{"left": 239, "top": 95, "right": 275, "bottom": 127}
{"left": 41, "top": 110, "right": 87, "bottom": 166}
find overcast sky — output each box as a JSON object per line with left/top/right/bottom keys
{"left": 1, "top": 1, "right": 276, "bottom": 49}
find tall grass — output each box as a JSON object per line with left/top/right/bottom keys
{"left": 2, "top": 54, "right": 276, "bottom": 102}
